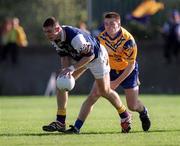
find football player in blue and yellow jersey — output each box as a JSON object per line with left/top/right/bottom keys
{"left": 97, "top": 12, "right": 151, "bottom": 131}
{"left": 42, "top": 17, "right": 131, "bottom": 134}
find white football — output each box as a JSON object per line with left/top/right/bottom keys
{"left": 56, "top": 75, "right": 75, "bottom": 91}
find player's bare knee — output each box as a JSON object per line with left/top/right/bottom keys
{"left": 99, "top": 87, "right": 111, "bottom": 97}
{"left": 127, "top": 104, "right": 138, "bottom": 111}
{"left": 91, "top": 91, "right": 101, "bottom": 98}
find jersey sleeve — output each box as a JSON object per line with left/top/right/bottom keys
{"left": 71, "top": 34, "right": 94, "bottom": 57}
{"left": 123, "top": 39, "right": 137, "bottom": 62}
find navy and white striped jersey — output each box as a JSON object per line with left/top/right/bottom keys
{"left": 51, "top": 25, "right": 100, "bottom": 61}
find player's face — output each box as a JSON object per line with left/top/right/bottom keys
{"left": 104, "top": 18, "right": 120, "bottom": 37}
{"left": 43, "top": 26, "right": 59, "bottom": 41}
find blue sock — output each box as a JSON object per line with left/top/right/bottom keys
{"left": 56, "top": 115, "right": 66, "bottom": 124}
{"left": 119, "top": 110, "right": 129, "bottom": 119}
{"left": 74, "top": 119, "right": 84, "bottom": 130}
{"left": 139, "top": 107, "right": 147, "bottom": 115}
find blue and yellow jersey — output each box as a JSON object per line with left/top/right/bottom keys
{"left": 98, "top": 27, "right": 137, "bottom": 70}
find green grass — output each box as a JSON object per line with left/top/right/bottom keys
{"left": 0, "top": 95, "right": 180, "bottom": 146}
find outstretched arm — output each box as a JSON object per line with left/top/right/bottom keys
{"left": 111, "top": 61, "right": 135, "bottom": 90}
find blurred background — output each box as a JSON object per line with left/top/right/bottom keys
{"left": 0, "top": 0, "right": 180, "bottom": 95}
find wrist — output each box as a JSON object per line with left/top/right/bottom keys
{"left": 68, "top": 65, "right": 75, "bottom": 72}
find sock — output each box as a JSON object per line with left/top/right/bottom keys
{"left": 119, "top": 110, "right": 129, "bottom": 119}
{"left": 139, "top": 106, "right": 147, "bottom": 116}
{"left": 117, "top": 105, "right": 129, "bottom": 119}
{"left": 56, "top": 109, "right": 66, "bottom": 124}
{"left": 74, "top": 119, "right": 84, "bottom": 130}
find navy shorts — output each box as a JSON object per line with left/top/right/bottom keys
{"left": 110, "top": 62, "right": 140, "bottom": 89}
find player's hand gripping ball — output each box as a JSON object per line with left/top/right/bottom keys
{"left": 56, "top": 75, "right": 75, "bottom": 91}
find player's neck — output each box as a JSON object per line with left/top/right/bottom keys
{"left": 109, "top": 33, "right": 118, "bottom": 39}
{"left": 56, "top": 29, "right": 65, "bottom": 42}
{"left": 108, "top": 32, "right": 119, "bottom": 39}
{"left": 60, "top": 29, "right": 66, "bottom": 42}
{"left": 108, "top": 28, "right": 122, "bottom": 39}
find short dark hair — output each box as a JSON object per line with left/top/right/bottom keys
{"left": 43, "top": 17, "right": 58, "bottom": 27}
{"left": 103, "top": 12, "right": 121, "bottom": 21}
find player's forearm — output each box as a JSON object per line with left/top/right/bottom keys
{"left": 60, "top": 56, "right": 70, "bottom": 68}
{"left": 73, "top": 54, "right": 95, "bottom": 71}
{"left": 116, "top": 62, "right": 135, "bottom": 83}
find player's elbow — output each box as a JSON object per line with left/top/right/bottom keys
{"left": 90, "top": 54, "right": 95, "bottom": 60}
{"left": 128, "top": 61, "right": 135, "bottom": 69}
{"left": 86, "top": 54, "right": 95, "bottom": 62}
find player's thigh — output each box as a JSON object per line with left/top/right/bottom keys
{"left": 87, "top": 44, "right": 110, "bottom": 79}
{"left": 95, "top": 73, "right": 110, "bottom": 94}
{"left": 124, "top": 86, "right": 139, "bottom": 106}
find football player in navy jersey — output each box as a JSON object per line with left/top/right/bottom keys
{"left": 42, "top": 17, "right": 131, "bottom": 133}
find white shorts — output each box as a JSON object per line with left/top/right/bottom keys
{"left": 86, "top": 45, "right": 110, "bottom": 79}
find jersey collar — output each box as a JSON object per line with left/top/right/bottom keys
{"left": 60, "top": 29, "right": 65, "bottom": 42}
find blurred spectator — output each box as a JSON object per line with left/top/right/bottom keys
{"left": 44, "top": 72, "right": 56, "bottom": 96}
{"left": 162, "top": 10, "right": 180, "bottom": 64}
{"left": 78, "top": 21, "right": 90, "bottom": 34}
{"left": 13, "top": 17, "right": 28, "bottom": 47}
{"left": 0, "top": 22, "right": 4, "bottom": 55}
{"left": 0, "top": 17, "right": 28, "bottom": 64}
{"left": 126, "top": 0, "right": 164, "bottom": 24}
{"left": 0, "top": 18, "right": 12, "bottom": 63}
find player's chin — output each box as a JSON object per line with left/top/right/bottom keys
{"left": 47, "top": 36, "right": 55, "bottom": 41}
{"left": 111, "top": 30, "right": 117, "bottom": 34}
{"left": 49, "top": 37, "right": 55, "bottom": 41}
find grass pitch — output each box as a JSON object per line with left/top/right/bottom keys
{"left": 0, "top": 95, "right": 180, "bottom": 146}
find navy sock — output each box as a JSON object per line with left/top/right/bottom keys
{"left": 119, "top": 110, "right": 129, "bottom": 119}
{"left": 74, "top": 119, "right": 84, "bottom": 130}
{"left": 139, "top": 107, "right": 147, "bottom": 115}
{"left": 56, "top": 115, "right": 66, "bottom": 124}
